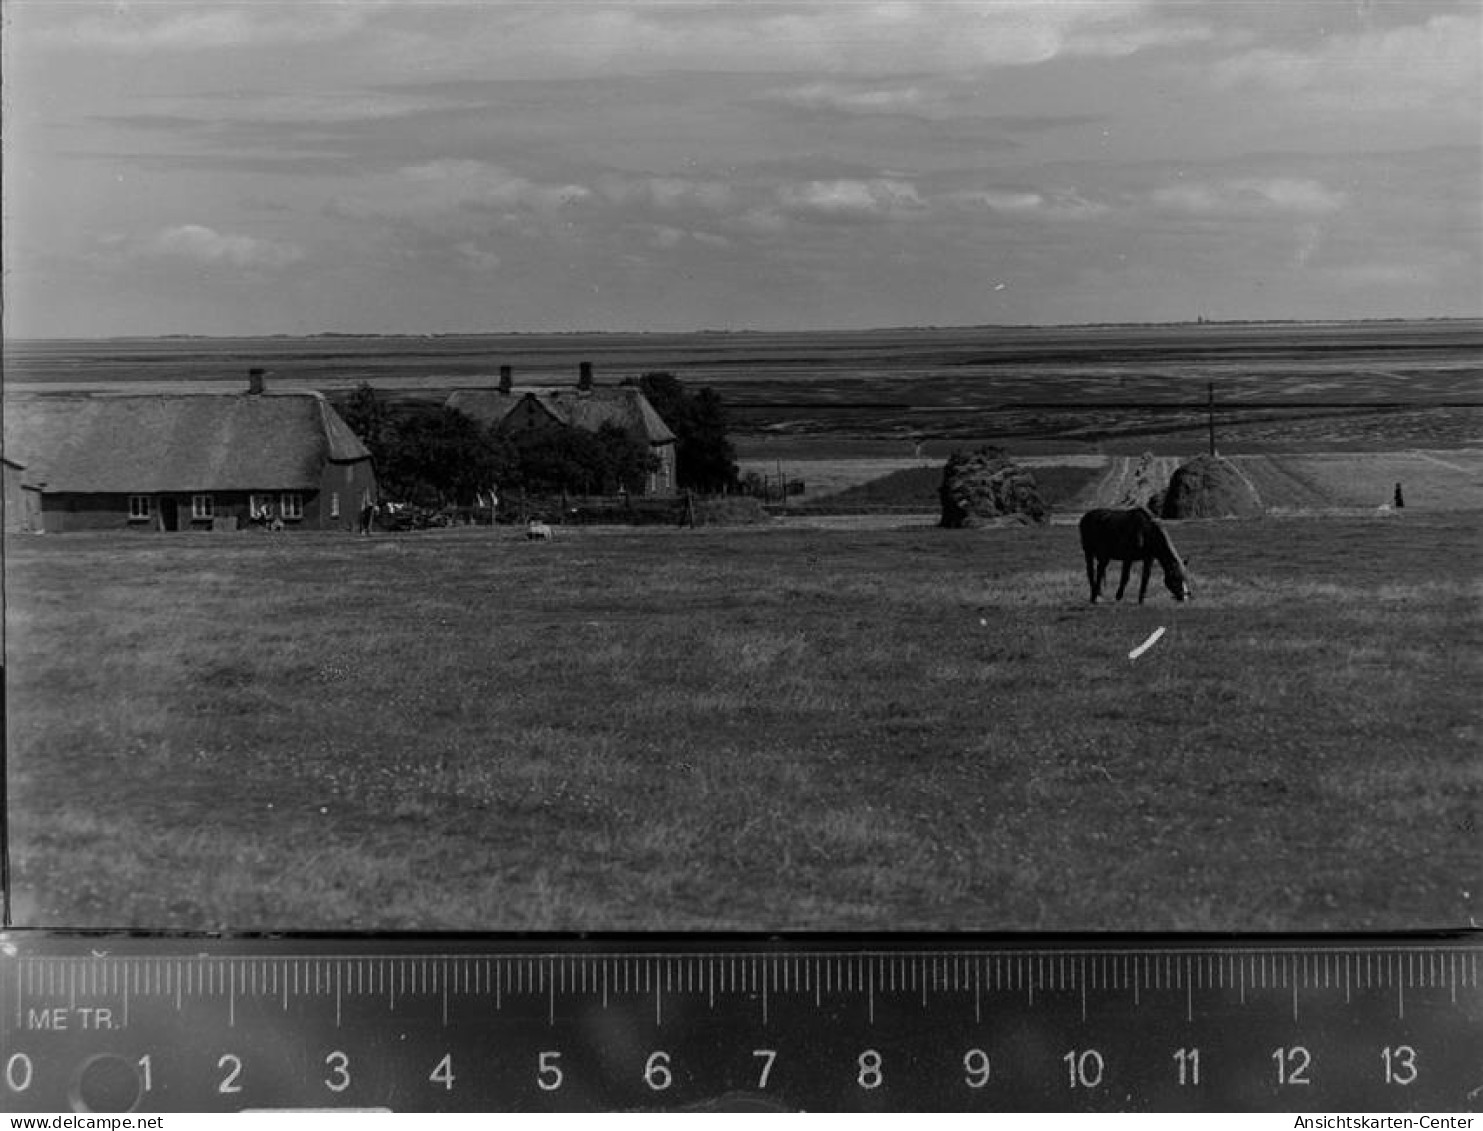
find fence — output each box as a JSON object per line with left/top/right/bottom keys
{"left": 506, "top": 492, "right": 694, "bottom": 527}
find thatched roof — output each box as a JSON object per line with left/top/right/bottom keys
{"left": 445, "top": 387, "right": 676, "bottom": 445}
{"left": 4, "top": 392, "right": 370, "bottom": 493}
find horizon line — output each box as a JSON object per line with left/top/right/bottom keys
{"left": 6, "top": 314, "right": 1480, "bottom": 344}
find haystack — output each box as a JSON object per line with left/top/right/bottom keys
{"left": 939, "top": 447, "right": 1049, "bottom": 528}
{"left": 1121, "top": 452, "right": 1168, "bottom": 512}
{"left": 1160, "top": 454, "right": 1264, "bottom": 519}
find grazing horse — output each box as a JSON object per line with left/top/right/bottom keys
{"left": 1079, "top": 507, "right": 1191, "bottom": 604}
{"left": 526, "top": 520, "right": 553, "bottom": 542}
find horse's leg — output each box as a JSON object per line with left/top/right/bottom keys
{"left": 1115, "top": 559, "right": 1133, "bottom": 601}
{"left": 1085, "top": 551, "right": 1099, "bottom": 602}
{"left": 1138, "top": 557, "right": 1152, "bottom": 603}
{"left": 1094, "top": 557, "right": 1110, "bottom": 601}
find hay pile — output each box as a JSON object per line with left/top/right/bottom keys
{"left": 1160, "top": 454, "right": 1264, "bottom": 519}
{"left": 1121, "top": 452, "right": 1169, "bottom": 511}
{"left": 939, "top": 447, "right": 1050, "bottom": 528}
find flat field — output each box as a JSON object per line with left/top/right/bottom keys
{"left": 6, "top": 516, "right": 1479, "bottom": 932}
{"left": 10, "top": 320, "right": 1483, "bottom": 452}
{"left": 740, "top": 450, "right": 1483, "bottom": 513}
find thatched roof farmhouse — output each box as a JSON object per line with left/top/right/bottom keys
{"left": 2, "top": 455, "right": 42, "bottom": 534}
{"left": 4, "top": 371, "right": 376, "bottom": 533}
{"left": 446, "top": 363, "right": 677, "bottom": 495}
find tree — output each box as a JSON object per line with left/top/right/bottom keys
{"left": 628, "top": 372, "right": 739, "bottom": 494}
{"left": 340, "top": 382, "right": 394, "bottom": 463}
{"left": 380, "top": 407, "right": 516, "bottom": 507}
{"left": 592, "top": 422, "right": 660, "bottom": 494}
{"left": 509, "top": 424, "right": 656, "bottom": 495}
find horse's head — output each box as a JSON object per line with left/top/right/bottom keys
{"left": 1166, "top": 556, "right": 1192, "bottom": 602}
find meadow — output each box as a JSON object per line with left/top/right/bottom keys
{"left": 739, "top": 450, "right": 1483, "bottom": 513}
{"left": 6, "top": 514, "right": 1479, "bottom": 933}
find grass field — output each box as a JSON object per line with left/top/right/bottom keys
{"left": 6, "top": 514, "right": 1479, "bottom": 933}
{"left": 737, "top": 449, "right": 1483, "bottom": 514}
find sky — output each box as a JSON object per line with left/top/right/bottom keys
{"left": 3, "top": 0, "right": 1480, "bottom": 337}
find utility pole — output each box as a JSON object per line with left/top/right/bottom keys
{"left": 1207, "top": 382, "right": 1216, "bottom": 457}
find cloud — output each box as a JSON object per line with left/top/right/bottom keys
{"left": 36, "top": 3, "right": 377, "bottom": 52}
{"left": 146, "top": 225, "right": 304, "bottom": 268}
{"left": 769, "top": 81, "right": 930, "bottom": 115}
{"left": 120, "top": 90, "right": 486, "bottom": 127}
{"left": 595, "top": 175, "right": 734, "bottom": 214}
{"left": 330, "top": 161, "right": 591, "bottom": 224}
{"left": 950, "top": 187, "right": 1108, "bottom": 220}
{"left": 454, "top": 242, "right": 502, "bottom": 273}
{"left": 88, "top": 0, "right": 1214, "bottom": 82}
{"left": 776, "top": 178, "right": 927, "bottom": 221}
{"left": 1150, "top": 178, "right": 1347, "bottom": 216}
{"left": 1211, "top": 12, "right": 1481, "bottom": 109}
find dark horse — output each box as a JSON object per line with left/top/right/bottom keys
{"left": 1079, "top": 507, "right": 1191, "bottom": 604}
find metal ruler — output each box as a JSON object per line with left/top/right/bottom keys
{"left": 2, "top": 932, "right": 1478, "bottom": 1112}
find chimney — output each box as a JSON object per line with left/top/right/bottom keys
{"left": 248, "top": 368, "right": 266, "bottom": 395}
{"left": 578, "top": 362, "right": 593, "bottom": 392}
{"left": 499, "top": 365, "right": 512, "bottom": 394}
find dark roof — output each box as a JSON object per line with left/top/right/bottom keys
{"left": 445, "top": 387, "right": 676, "bottom": 445}
{"left": 4, "top": 392, "right": 370, "bottom": 493}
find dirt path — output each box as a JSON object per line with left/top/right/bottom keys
{"left": 1075, "top": 454, "right": 1183, "bottom": 509}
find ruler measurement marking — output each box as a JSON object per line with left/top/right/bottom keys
{"left": 15, "top": 943, "right": 1481, "bottom": 1107}
{"left": 974, "top": 960, "right": 982, "bottom": 1024}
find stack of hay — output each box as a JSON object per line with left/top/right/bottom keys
{"left": 1121, "top": 451, "right": 1167, "bottom": 511}
{"left": 939, "top": 447, "right": 1050, "bottom": 528}
{"left": 1160, "top": 454, "right": 1264, "bottom": 518}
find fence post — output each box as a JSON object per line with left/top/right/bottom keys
{"left": 684, "top": 490, "right": 695, "bottom": 528}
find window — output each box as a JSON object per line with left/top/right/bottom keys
{"left": 330, "top": 492, "right": 340, "bottom": 519}
{"left": 280, "top": 493, "right": 304, "bottom": 520}
{"left": 191, "top": 495, "right": 214, "bottom": 520}
{"left": 250, "top": 493, "right": 275, "bottom": 518}
{"left": 128, "top": 495, "right": 152, "bottom": 522}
